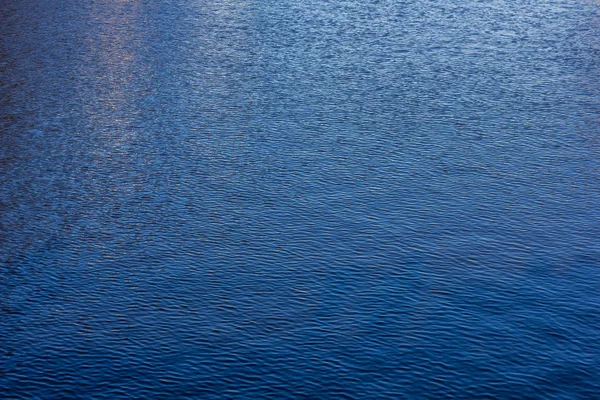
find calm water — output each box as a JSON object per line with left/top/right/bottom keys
{"left": 1, "top": 0, "right": 600, "bottom": 398}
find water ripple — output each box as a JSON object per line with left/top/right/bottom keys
{"left": 2, "top": 0, "right": 600, "bottom": 398}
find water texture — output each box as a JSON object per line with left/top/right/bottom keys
{"left": 1, "top": 0, "right": 600, "bottom": 398}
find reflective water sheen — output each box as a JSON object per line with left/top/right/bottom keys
{"left": 2, "top": 0, "right": 600, "bottom": 398}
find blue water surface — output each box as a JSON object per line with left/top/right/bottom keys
{"left": 1, "top": 0, "right": 600, "bottom": 398}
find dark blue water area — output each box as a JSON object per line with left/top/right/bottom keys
{"left": 1, "top": 0, "right": 600, "bottom": 398}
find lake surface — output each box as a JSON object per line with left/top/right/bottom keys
{"left": 1, "top": 0, "right": 600, "bottom": 398}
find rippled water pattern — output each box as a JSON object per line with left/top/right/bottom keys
{"left": 2, "top": 0, "right": 600, "bottom": 398}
